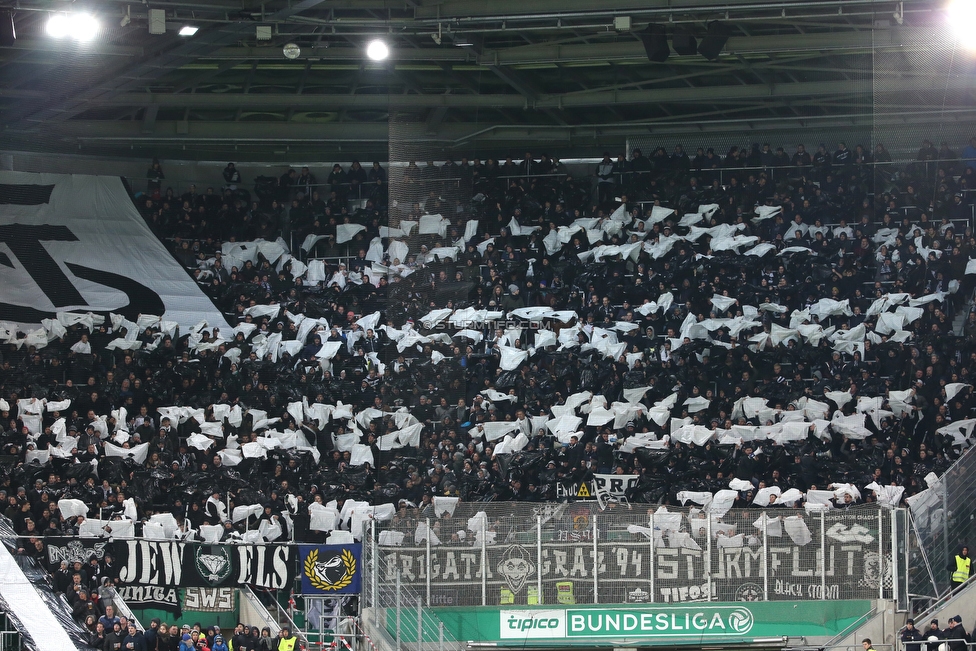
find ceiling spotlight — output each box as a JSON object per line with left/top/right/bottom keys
{"left": 179, "top": 25, "right": 198, "bottom": 36}
{"left": 46, "top": 14, "right": 71, "bottom": 38}
{"left": 47, "top": 13, "right": 99, "bottom": 40}
{"left": 948, "top": 0, "right": 976, "bottom": 50}
{"left": 366, "top": 38, "right": 389, "bottom": 61}
{"left": 74, "top": 14, "right": 99, "bottom": 41}
{"left": 283, "top": 42, "right": 301, "bottom": 59}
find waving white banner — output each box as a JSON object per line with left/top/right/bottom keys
{"left": 0, "top": 172, "right": 230, "bottom": 331}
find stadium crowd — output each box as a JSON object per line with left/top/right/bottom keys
{"left": 2, "top": 137, "right": 976, "bottom": 582}
{"left": 72, "top": 608, "right": 294, "bottom": 651}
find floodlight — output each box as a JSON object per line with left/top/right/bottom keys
{"left": 74, "top": 14, "right": 99, "bottom": 41}
{"left": 179, "top": 25, "right": 199, "bottom": 36}
{"left": 948, "top": 0, "right": 976, "bottom": 50}
{"left": 46, "top": 14, "right": 70, "bottom": 38}
{"left": 47, "top": 13, "right": 99, "bottom": 40}
{"left": 366, "top": 39, "right": 389, "bottom": 61}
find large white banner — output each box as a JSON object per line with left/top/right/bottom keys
{"left": 0, "top": 173, "right": 229, "bottom": 331}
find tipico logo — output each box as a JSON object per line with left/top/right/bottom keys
{"left": 500, "top": 606, "right": 755, "bottom": 640}
{"left": 499, "top": 611, "right": 567, "bottom": 638}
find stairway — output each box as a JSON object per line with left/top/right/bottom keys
{"left": 0, "top": 538, "right": 95, "bottom": 651}
{"left": 906, "top": 578, "right": 976, "bottom": 639}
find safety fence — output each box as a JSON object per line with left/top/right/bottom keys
{"left": 906, "top": 441, "right": 976, "bottom": 608}
{"left": 362, "top": 532, "right": 465, "bottom": 651}
{"left": 364, "top": 503, "right": 899, "bottom": 608}
{"left": 0, "top": 614, "right": 22, "bottom": 651}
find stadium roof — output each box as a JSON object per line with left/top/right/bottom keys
{"left": 0, "top": 0, "right": 972, "bottom": 160}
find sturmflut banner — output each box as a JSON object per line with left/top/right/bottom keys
{"left": 381, "top": 511, "right": 889, "bottom": 605}
{"left": 0, "top": 172, "right": 229, "bottom": 331}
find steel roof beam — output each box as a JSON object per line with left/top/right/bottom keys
{"left": 83, "top": 76, "right": 976, "bottom": 111}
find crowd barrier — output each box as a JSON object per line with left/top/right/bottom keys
{"left": 364, "top": 502, "right": 900, "bottom": 608}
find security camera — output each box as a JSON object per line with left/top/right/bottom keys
{"left": 431, "top": 33, "right": 441, "bottom": 45}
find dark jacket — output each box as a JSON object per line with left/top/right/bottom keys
{"left": 122, "top": 631, "right": 148, "bottom": 651}
{"left": 105, "top": 629, "right": 125, "bottom": 651}
{"left": 901, "top": 626, "right": 924, "bottom": 651}
{"left": 944, "top": 623, "right": 968, "bottom": 651}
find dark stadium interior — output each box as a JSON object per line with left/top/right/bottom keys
{"left": 3, "top": 0, "right": 976, "bottom": 649}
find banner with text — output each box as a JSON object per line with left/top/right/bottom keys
{"left": 116, "top": 585, "right": 181, "bottom": 614}
{"left": 112, "top": 541, "right": 296, "bottom": 589}
{"left": 409, "top": 601, "right": 873, "bottom": 646}
{"left": 46, "top": 538, "right": 110, "bottom": 566}
{"left": 593, "top": 475, "right": 640, "bottom": 498}
{"left": 376, "top": 506, "right": 891, "bottom": 606}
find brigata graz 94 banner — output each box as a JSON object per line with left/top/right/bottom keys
{"left": 112, "top": 541, "right": 296, "bottom": 589}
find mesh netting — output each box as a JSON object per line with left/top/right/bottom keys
{"left": 872, "top": 20, "right": 976, "bottom": 183}
{"left": 906, "top": 443, "right": 976, "bottom": 602}
{"left": 366, "top": 503, "right": 893, "bottom": 607}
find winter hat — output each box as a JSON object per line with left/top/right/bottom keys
{"left": 183, "top": 634, "right": 191, "bottom": 641}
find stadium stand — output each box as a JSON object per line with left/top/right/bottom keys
{"left": 3, "top": 147, "right": 976, "bottom": 539}
{"left": 1, "top": 140, "right": 976, "bottom": 631}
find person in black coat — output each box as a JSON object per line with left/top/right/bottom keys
{"left": 122, "top": 624, "right": 147, "bottom": 651}
{"left": 944, "top": 616, "right": 968, "bottom": 651}
{"left": 71, "top": 590, "right": 101, "bottom": 622}
{"left": 902, "top": 619, "right": 925, "bottom": 651}
{"left": 924, "top": 619, "right": 943, "bottom": 651}
{"left": 105, "top": 622, "right": 125, "bottom": 651}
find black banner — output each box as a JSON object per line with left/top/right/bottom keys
{"left": 113, "top": 541, "right": 296, "bottom": 589}
{"left": 183, "top": 588, "right": 235, "bottom": 612}
{"left": 116, "top": 585, "right": 182, "bottom": 614}
{"left": 47, "top": 538, "right": 109, "bottom": 566}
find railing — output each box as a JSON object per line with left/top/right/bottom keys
{"left": 248, "top": 586, "right": 315, "bottom": 651}
{"left": 904, "top": 572, "right": 976, "bottom": 626}
{"left": 0, "top": 629, "right": 23, "bottom": 651}
{"left": 362, "top": 521, "right": 465, "bottom": 651}
{"left": 240, "top": 585, "right": 282, "bottom": 636}
{"left": 898, "top": 641, "right": 976, "bottom": 651}
{"left": 906, "top": 442, "right": 976, "bottom": 603}
{"left": 820, "top": 606, "right": 882, "bottom": 651}
{"left": 100, "top": 586, "right": 143, "bottom": 631}
{"left": 365, "top": 502, "right": 899, "bottom": 608}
